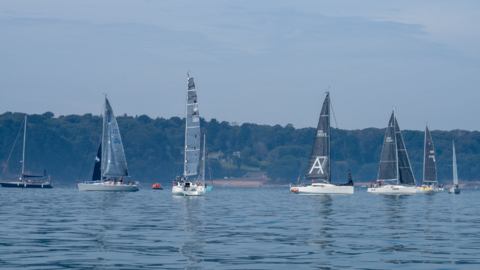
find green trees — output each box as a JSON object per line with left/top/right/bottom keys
{"left": 0, "top": 111, "right": 479, "bottom": 185}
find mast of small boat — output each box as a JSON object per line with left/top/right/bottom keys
{"left": 100, "top": 94, "right": 106, "bottom": 182}
{"left": 423, "top": 124, "right": 426, "bottom": 184}
{"left": 327, "top": 93, "right": 331, "bottom": 184}
{"left": 202, "top": 135, "right": 206, "bottom": 185}
{"left": 453, "top": 140, "right": 458, "bottom": 187}
{"left": 21, "top": 115, "right": 27, "bottom": 182}
{"left": 394, "top": 109, "right": 400, "bottom": 186}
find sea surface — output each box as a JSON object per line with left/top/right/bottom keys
{"left": 1, "top": 186, "right": 479, "bottom": 269}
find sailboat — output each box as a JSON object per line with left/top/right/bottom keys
{"left": 172, "top": 75, "right": 205, "bottom": 196}
{"left": 417, "top": 125, "right": 443, "bottom": 193}
{"left": 289, "top": 92, "right": 354, "bottom": 195}
{"left": 0, "top": 115, "right": 51, "bottom": 188}
{"left": 78, "top": 95, "right": 139, "bottom": 192}
{"left": 448, "top": 140, "right": 460, "bottom": 194}
{"left": 368, "top": 109, "right": 417, "bottom": 194}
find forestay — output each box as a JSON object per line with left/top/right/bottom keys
{"left": 184, "top": 77, "right": 201, "bottom": 176}
{"left": 102, "top": 98, "right": 129, "bottom": 177}
{"left": 305, "top": 93, "right": 330, "bottom": 180}
{"left": 423, "top": 125, "right": 437, "bottom": 182}
{"left": 378, "top": 112, "right": 398, "bottom": 181}
{"left": 394, "top": 114, "right": 416, "bottom": 186}
{"left": 453, "top": 141, "right": 458, "bottom": 185}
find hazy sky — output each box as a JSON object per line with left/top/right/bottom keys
{"left": 1, "top": 0, "right": 479, "bottom": 131}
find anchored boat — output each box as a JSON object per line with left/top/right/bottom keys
{"left": 172, "top": 75, "right": 205, "bottom": 196}
{"left": 78, "top": 95, "right": 139, "bottom": 192}
{"left": 417, "top": 125, "right": 443, "bottom": 193}
{"left": 0, "top": 115, "right": 51, "bottom": 189}
{"left": 290, "top": 92, "right": 354, "bottom": 195}
{"left": 448, "top": 141, "right": 460, "bottom": 194}
{"left": 368, "top": 109, "right": 417, "bottom": 195}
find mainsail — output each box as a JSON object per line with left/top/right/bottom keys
{"left": 394, "top": 113, "right": 416, "bottom": 186}
{"left": 92, "top": 144, "right": 102, "bottom": 180}
{"left": 423, "top": 125, "right": 437, "bottom": 183}
{"left": 378, "top": 111, "right": 398, "bottom": 181}
{"left": 305, "top": 93, "right": 330, "bottom": 180}
{"left": 102, "top": 97, "right": 129, "bottom": 177}
{"left": 184, "top": 76, "right": 201, "bottom": 176}
{"left": 453, "top": 140, "right": 458, "bottom": 185}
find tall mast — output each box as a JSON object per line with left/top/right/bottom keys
{"left": 394, "top": 109, "right": 399, "bottom": 186}
{"left": 423, "top": 124, "right": 426, "bottom": 183}
{"left": 183, "top": 76, "right": 189, "bottom": 178}
{"left": 327, "top": 93, "right": 331, "bottom": 184}
{"left": 202, "top": 135, "right": 206, "bottom": 184}
{"left": 101, "top": 94, "right": 106, "bottom": 181}
{"left": 21, "top": 115, "right": 27, "bottom": 181}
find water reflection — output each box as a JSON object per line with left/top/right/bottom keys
{"left": 309, "top": 195, "right": 334, "bottom": 249}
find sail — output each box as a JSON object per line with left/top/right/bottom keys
{"left": 198, "top": 135, "right": 206, "bottom": 183}
{"left": 423, "top": 125, "right": 437, "bottom": 182}
{"left": 378, "top": 111, "right": 398, "bottom": 181}
{"left": 394, "top": 114, "right": 416, "bottom": 186}
{"left": 453, "top": 141, "right": 458, "bottom": 185}
{"left": 102, "top": 98, "right": 129, "bottom": 177}
{"left": 184, "top": 77, "right": 201, "bottom": 176}
{"left": 305, "top": 93, "right": 330, "bottom": 180}
{"left": 92, "top": 144, "right": 102, "bottom": 180}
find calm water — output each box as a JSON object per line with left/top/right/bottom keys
{"left": 0, "top": 187, "right": 479, "bottom": 269}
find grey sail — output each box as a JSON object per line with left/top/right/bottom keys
{"left": 378, "top": 111, "right": 398, "bottom": 181}
{"left": 305, "top": 93, "right": 330, "bottom": 180}
{"left": 92, "top": 144, "right": 102, "bottom": 180}
{"left": 394, "top": 114, "right": 416, "bottom": 186}
{"left": 184, "top": 77, "right": 201, "bottom": 176}
{"left": 423, "top": 125, "right": 437, "bottom": 182}
{"left": 102, "top": 98, "right": 129, "bottom": 177}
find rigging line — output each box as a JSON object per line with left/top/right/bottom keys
{"left": 0, "top": 118, "right": 25, "bottom": 181}
{"left": 77, "top": 105, "right": 104, "bottom": 182}
{"left": 330, "top": 98, "right": 350, "bottom": 170}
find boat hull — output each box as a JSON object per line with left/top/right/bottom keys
{"left": 172, "top": 185, "right": 205, "bottom": 196}
{"left": 0, "top": 181, "right": 52, "bottom": 189}
{"left": 78, "top": 182, "right": 139, "bottom": 192}
{"left": 290, "top": 184, "right": 354, "bottom": 195}
{"left": 416, "top": 186, "right": 435, "bottom": 194}
{"left": 448, "top": 188, "right": 460, "bottom": 194}
{"left": 368, "top": 185, "right": 417, "bottom": 195}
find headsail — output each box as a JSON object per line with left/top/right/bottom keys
{"left": 305, "top": 93, "right": 330, "bottom": 180}
{"left": 453, "top": 140, "right": 458, "bottom": 185}
{"left": 423, "top": 125, "right": 437, "bottom": 183}
{"left": 378, "top": 111, "right": 398, "bottom": 181}
{"left": 102, "top": 98, "right": 129, "bottom": 177}
{"left": 184, "top": 76, "right": 201, "bottom": 176}
{"left": 92, "top": 144, "right": 102, "bottom": 180}
{"left": 394, "top": 113, "right": 416, "bottom": 186}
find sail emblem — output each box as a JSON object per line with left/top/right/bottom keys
{"left": 386, "top": 137, "right": 393, "bottom": 143}
{"left": 113, "top": 138, "right": 121, "bottom": 144}
{"left": 309, "top": 156, "right": 328, "bottom": 174}
{"left": 316, "top": 130, "right": 327, "bottom": 137}
{"left": 95, "top": 156, "right": 100, "bottom": 162}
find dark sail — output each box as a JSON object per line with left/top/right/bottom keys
{"left": 305, "top": 93, "right": 330, "bottom": 180}
{"left": 423, "top": 125, "right": 437, "bottom": 182}
{"left": 23, "top": 169, "right": 46, "bottom": 179}
{"left": 394, "top": 114, "right": 416, "bottom": 186}
{"left": 92, "top": 144, "right": 102, "bottom": 180}
{"left": 377, "top": 111, "right": 398, "bottom": 181}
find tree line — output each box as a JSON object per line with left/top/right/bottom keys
{"left": 0, "top": 111, "right": 479, "bottom": 185}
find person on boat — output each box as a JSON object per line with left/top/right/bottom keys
{"left": 312, "top": 179, "right": 315, "bottom": 184}
{"left": 378, "top": 181, "right": 382, "bottom": 187}
{"left": 323, "top": 179, "right": 327, "bottom": 184}
{"left": 119, "top": 176, "right": 123, "bottom": 185}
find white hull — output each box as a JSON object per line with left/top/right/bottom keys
{"left": 78, "top": 182, "right": 139, "bottom": 192}
{"left": 368, "top": 185, "right": 417, "bottom": 195}
{"left": 434, "top": 187, "right": 444, "bottom": 193}
{"left": 172, "top": 184, "right": 205, "bottom": 196}
{"left": 290, "top": 183, "right": 354, "bottom": 195}
{"left": 448, "top": 187, "right": 460, "bottom": 194}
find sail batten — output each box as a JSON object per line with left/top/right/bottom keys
{"left": 423, "top": 125, "right": 437, "bottom": 183}
{"left": 102, "top": 98, "right": 129, "bottom": 177}
{"left": 305, "top": 93, "right": 330, "bottom": 180}
{"left": 184, "top": 77, "right": 201, "bottom": 176}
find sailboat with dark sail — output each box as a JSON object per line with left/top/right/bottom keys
{"left": 78, "top": 95, "right": 139, "bottom": 191}
{"left": 368, "top": 109, "right": 417, "bottom": 194}
{"left": 448, "top": 140, "right": 460, "bottom": 194}
{"left": 172, "top": 75, "right": 206, "bottom": 196}
{"left": 417, "top": 125, "right": 443, "bottom": 193}
{"left": 0, "top": 115, "right": 51, "bottom": 188}
{"left": 289, "top": 92, "right": 354, "bottom": 195}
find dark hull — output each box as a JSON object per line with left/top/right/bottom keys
{"left": 153, "top": 187, "right": 163, "bottom": 190}
{"left": 0, "top": 182, "right": 53, "bottom": 189}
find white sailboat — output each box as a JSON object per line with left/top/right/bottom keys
{"left": 448, "top": 140, "right": 460, "bottom": 194}
{"left": 417, "top": 125, "right": 443, "bottom": 193}
{"left": 0, "top": 115, "right": 51, "bottom": 188}
{"left": 78, "top": 95, "right": 139, "bottom": 192}
{"left": 290, "top": 92, "right": 354, "bottom": 195}
{"left": 368, "top": 109, "right": 417, "bottom": 195}
{"left": 172, "top": 75, "right": 205, "bottom": 196}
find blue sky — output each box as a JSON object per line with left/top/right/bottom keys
{"left": 1, "top": 0, "right": 479, "bottom": 130}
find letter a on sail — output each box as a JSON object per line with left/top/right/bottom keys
{"left": 309, "top": 156, "right": 328, "bottom": 174}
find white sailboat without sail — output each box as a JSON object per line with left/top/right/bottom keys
{"left": 448, "top": 140, "right": 460, "bottom": 194}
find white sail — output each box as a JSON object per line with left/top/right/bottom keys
{"left": 184, "top": 76, "right": 201, "bottom": 176}
{"left": 453, "top": 140, "right": 458, "bottom": 185}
